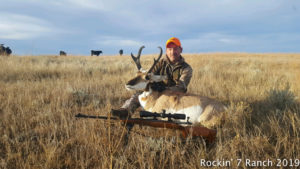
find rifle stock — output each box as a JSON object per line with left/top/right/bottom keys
{"left": 182, "top": 126, "right": 217, "bottom": 143}
{"left": 123, "top": 119, "right": 217, "bottom": 142}
{"left": 75, "top": 113, "right": 217, "bottom": 143}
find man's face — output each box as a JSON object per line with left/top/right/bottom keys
{"left": 166, "top": 43, "right": 182, "bottom": 64}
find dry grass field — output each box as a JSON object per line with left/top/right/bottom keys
{"left": 0, "top": 53, "right": 299, "bottom": 169}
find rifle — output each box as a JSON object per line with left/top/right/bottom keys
{"left": 75, "top": 110, "right": 217, "bottom": 143}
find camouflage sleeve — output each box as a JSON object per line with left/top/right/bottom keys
{"left": 168, "top": 65, "right": 193, "bottom": 93}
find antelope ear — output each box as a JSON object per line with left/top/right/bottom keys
{"left": 145, "top": 74, "right": 150, "bottom": 80}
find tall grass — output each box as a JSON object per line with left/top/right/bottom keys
{"left": 0, "top": 53, "right": 299, "bottom": 169}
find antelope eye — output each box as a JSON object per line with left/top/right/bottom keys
{"left": 145, "top": 75, "right": 150, "bottom": 80}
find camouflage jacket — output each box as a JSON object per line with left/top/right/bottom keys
{"left": 151, "top": 55, "right": 193, "bottom": 93}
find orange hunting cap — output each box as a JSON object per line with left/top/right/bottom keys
{"left": 166, "top": 37, "right": 181, "bottom": 48}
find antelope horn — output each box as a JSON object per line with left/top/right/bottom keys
{"left": 147, "top": 46, "right": 163, "bottom": 73}
{"left": 131, "top": 46, "right": 145, "bottom": 70}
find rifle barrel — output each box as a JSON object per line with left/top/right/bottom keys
{"left": 75, "top": 113, "right": 119, "bottom": 120}
{"left": 75, "top": 113, "right": 189, "bottom": 125}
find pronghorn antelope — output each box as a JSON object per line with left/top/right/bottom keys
{"left": 126, "top": 46, "right": 226, "bottom": 128}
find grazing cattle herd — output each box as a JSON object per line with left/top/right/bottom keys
{"left": 0, "top": 43, "right": 125, "bottom": 56}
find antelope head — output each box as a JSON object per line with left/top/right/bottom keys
{"left": 126, "top": 46, "right": 167, "bottom": 91}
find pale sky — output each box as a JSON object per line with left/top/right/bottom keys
{"left": 0, "top": 0, "right": 299, "bottom": 55}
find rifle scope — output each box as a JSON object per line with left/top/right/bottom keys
{"left": 140, "top": 110, "right": 186, "bottom": 120}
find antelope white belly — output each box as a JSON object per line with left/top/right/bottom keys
{"left": 166, "top": 105, "right": 203, "bottom": 124}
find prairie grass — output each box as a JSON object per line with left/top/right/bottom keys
{"left": 0, "top": 53, "right": 299, "bottom": 169}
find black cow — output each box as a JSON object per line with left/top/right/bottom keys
{"left": 0, "top": 44, "right": 12, "bottom": 56}
{"left": 60, "top": 50, "right": 67, "bottom": 56}
{"left": 119, "top": 49, "right": 123, "bottom": 56}
{"left": 5, "top": 47, "right": 12, "bottom": 55}
{"left": 91, "top": 50, "right": 102, "bottom": 56}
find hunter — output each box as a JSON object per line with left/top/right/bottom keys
{"left": 112, "top": 37, "right": 193, "bottom": 117}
